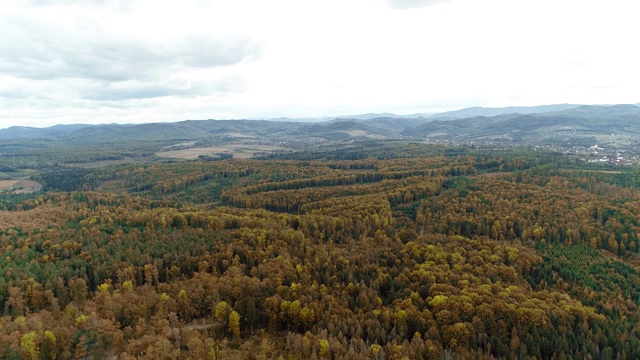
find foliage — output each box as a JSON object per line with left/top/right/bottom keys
{"left": 2, "top": 143, "right": 640, "bottom": 358}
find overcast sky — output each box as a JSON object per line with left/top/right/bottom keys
{"left": 1, "top": 0, "right": 639, "bottom": 128}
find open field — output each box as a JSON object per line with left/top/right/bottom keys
{"left": 342, "top": 130, "right": 388, "bottom": 139}
{"left": 579, "top": 170, "right": 623, "bottom": 174}
{"left": 591, "top": 133, "right": 633, "bottom": 146}
{"left": 156, "top": 144, "right": 287, "bottom": 159}
{"left": 0, "top": 180, "right": 17, "bottom": 190}
{"left": 0, "top": 178, "right": 42, "bottom": 194}
{"left": 14, "top": 180, "right": 42, "bottom": 194}
{"left": 226, "top": 132, "right": 256, "bottom": 138}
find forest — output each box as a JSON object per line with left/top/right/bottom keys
{"left": 2, "top": 141, "right": 640, "bottom": 359}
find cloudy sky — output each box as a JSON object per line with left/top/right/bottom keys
{"left": 0, "top": 0, "right": 638, "bottom": 128}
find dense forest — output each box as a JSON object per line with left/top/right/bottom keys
{"left": 2, "top": 142, "right": 640, "bottom": 359}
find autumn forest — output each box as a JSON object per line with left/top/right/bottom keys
{"left": 2, "top": 141, "right": 640, "bottom": 359}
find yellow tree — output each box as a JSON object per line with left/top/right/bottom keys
{"left": 229, "top": 311, "right": 241, "bottom": 339}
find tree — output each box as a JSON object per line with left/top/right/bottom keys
{"left": 20, "top": 331, "right": 39, "bottom": 360}
{"left": 229, "top": 311, "right": 241, "bottom": 339}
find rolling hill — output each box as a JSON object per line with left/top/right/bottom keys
{"left": 1, "top": 104, "right": 639, "bottom": 149}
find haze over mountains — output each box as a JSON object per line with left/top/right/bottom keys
{"left": 2, "top": 103, "right": 640, "bottom": 148}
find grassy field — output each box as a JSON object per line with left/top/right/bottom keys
{"left": 342, "top": 130, "right": 387, "bottom": 139}
{"left": 0, "top": 178, "right": 42, "bottom": 194}
{"left": 14, "top": 180, "right": 42, "bottom": 194}
{"left": 156, "top": 144, "right": 287, "bottom": 159}
{"left": 591, "top": 133, "right": 633, "bottom": 146}
{"left": 0, "top": 180, "right": 17, "bottom": 191}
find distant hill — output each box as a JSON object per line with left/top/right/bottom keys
{"left": 1, "top": 104, "right": 639, "bottom": 148}
{"left": 267, "top": 104, "right": 581, "bottom": 122}
{"left": 0, "top": 124, "right": 92, "bottom": 139}
{"left": 429, "top": 104, "right": 581, "bottom": 120}
{"left": 333, "top": 104, "right": 581, "bottom": 120}
{"left": 551, "top": 104, "right": 640, "bottom": 119}
{"left": 401, "top": 104, "right": 640, "bottom": 144}
{"left": 336, "top": 112, "right": 431, "bottom": 120}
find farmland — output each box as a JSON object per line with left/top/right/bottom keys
{"left": 156, "top": 144, "right": 288, "bottom": 159}
{"left": 0, "top": 178, "right": 41, "bottom": 194}
{"left": 0, "top": 179, "right": 17, "bottom": 190}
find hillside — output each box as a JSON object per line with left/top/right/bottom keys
{"left": 0, "top": 124, "right": 93, "bottom": 139}
{"left": 402, "top": 104, "right": 640, "bottom": 145}
{"left": 428, "top": 103, "right": 580, "bottom": 120}
{"left": 2, "top": 104, "right": 638, "bottom": 149}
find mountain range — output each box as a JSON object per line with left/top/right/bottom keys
{"left": 2, "top": 103, "right": 640, "bottom": 148}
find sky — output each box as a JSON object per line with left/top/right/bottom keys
{"left": 0, "top": 0, "right": 639, "bottom": 129}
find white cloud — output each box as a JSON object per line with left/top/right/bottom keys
{"left": 387, "top": 0, "right": 451, "bottom": 10}
{"left": 0, "top": 17, "right": 261, "bottom": 82}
